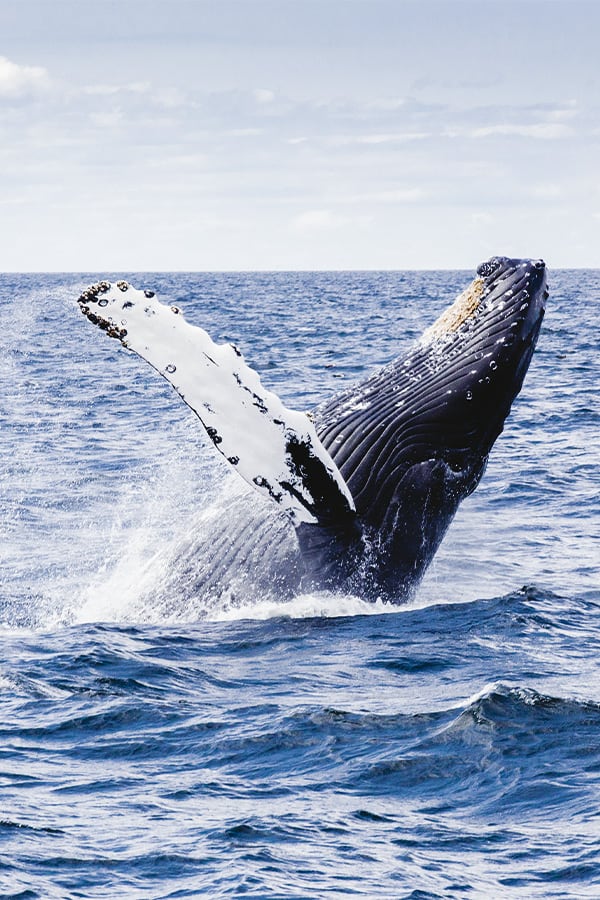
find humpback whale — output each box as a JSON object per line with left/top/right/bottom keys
{"left": 77, "top": 257, "right": 547, "bottom": 604}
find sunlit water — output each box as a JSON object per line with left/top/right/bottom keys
{"left": 1, "top": 270, "right": 598, "bottom": 898}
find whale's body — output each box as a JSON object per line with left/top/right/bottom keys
{"left": 77, "top": 257, "right": 547, "bottom": 605}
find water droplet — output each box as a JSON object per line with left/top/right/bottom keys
{"left": 466, "top": 390, "right": 473, "bottom": 401}
{"left": 489, "top": 360, "right": 497, "bottom": 370}
{"left": 165, "top": 364, "right": 176, "bottom": 374}
{"left": 98, "top": 298, "right": 108, "bottom": 307}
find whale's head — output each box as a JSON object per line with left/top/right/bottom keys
{"left": 406, "top": 256, "right": 548, "bottom": 466}
{"left": 424, "top": 255, "right": 547, "bottom": 355}
{"left": 475, "top": 255, "right": 548, "bottom": 348}
{"left": 421, "top": 256, "right": 548, "bottom": 426}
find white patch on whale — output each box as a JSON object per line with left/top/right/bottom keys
{"left": 78, "top": 282, "right": 354, "bottom": 527}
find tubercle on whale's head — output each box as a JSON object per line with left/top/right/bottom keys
{"left": 477, "top": 255, "right": 546, "bottom": 280}
{"left": 476, "top": 256, "right": 548, "bottom": 319}
{"left": 474, "top": 256, "right": 548, "bottom": 353}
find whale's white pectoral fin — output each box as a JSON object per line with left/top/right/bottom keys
{"left": 77, "top": 281, "right": 355, "bottom": 527}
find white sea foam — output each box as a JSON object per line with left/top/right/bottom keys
{"left": 207, "top": 591, "right": 399, "bottom": 623}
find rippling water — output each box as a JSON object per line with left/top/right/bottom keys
{"left": 1, "top": 270, "right": 599, "bottom": 898}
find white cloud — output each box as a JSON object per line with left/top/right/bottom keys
{"left": 471, "top": 212, "right": 494, "bottom": 226}
{"left": 330, "top": 132, "right": 430, "bottom": 146}
{"left": 146, "top": 153, "right": 207, "bottom": 169}
{"left": 89, "top": 109, "right": 124, "bottom": 129}
{"left": 544, "top": 101, "right": 578, "bottom": 122}
{"left": 153, "top": 87, "right": 187, "bottom": 108}
{"left": 366, "top": 97, "right": 407, "bottom": 112}
{"left": 253, "top": 88, "right": 275, "bottom": 104}
{"left": 529, "top": 183, "right": 562, "bottom": 199}
{"left": 344, "top": 188, "right": 426, "bottom": 204}
{"left": 0, "top": 56, "right": 50, "bottom": 98}
{"left": 82, "top": 82, "right": 151, "bottom": 97}
{"left": 471, "top": 123, "right": 573, "bottom": 140}
{"left": 292, "top": 209, "right": 372, "bottom": 230}
{"left": 225, "top": 128, "right": 263, "bottom": 137}
{"left": 357, "top": 132, "right": 430, "bottom": 145}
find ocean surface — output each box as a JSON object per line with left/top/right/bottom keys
{"left": 0, "top": 269, "right": 598, "bottom": 899}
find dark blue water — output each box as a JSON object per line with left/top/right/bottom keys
{"left": 1, "top": 270, "right": 598, "bottom": 898}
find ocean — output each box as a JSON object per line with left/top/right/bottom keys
{"left": 1, "top": 269, "right": 598, "bottom": 898}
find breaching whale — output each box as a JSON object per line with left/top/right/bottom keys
{"left": 77, "top": 257, "right": 547, "bottom": 604}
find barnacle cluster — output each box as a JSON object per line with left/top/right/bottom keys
{"left": 77, "top": 280, "right": 111, "bottom": 306}
{"left": 77, "top": 281, "right": 128, "bottom": 342}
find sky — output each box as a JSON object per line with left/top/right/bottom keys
{"left": 1, "top": 0, "right": 599, "bottom": 271}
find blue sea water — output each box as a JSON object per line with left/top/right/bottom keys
{"left": 0, "top": 269, "right": 598, "bottom": 898}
